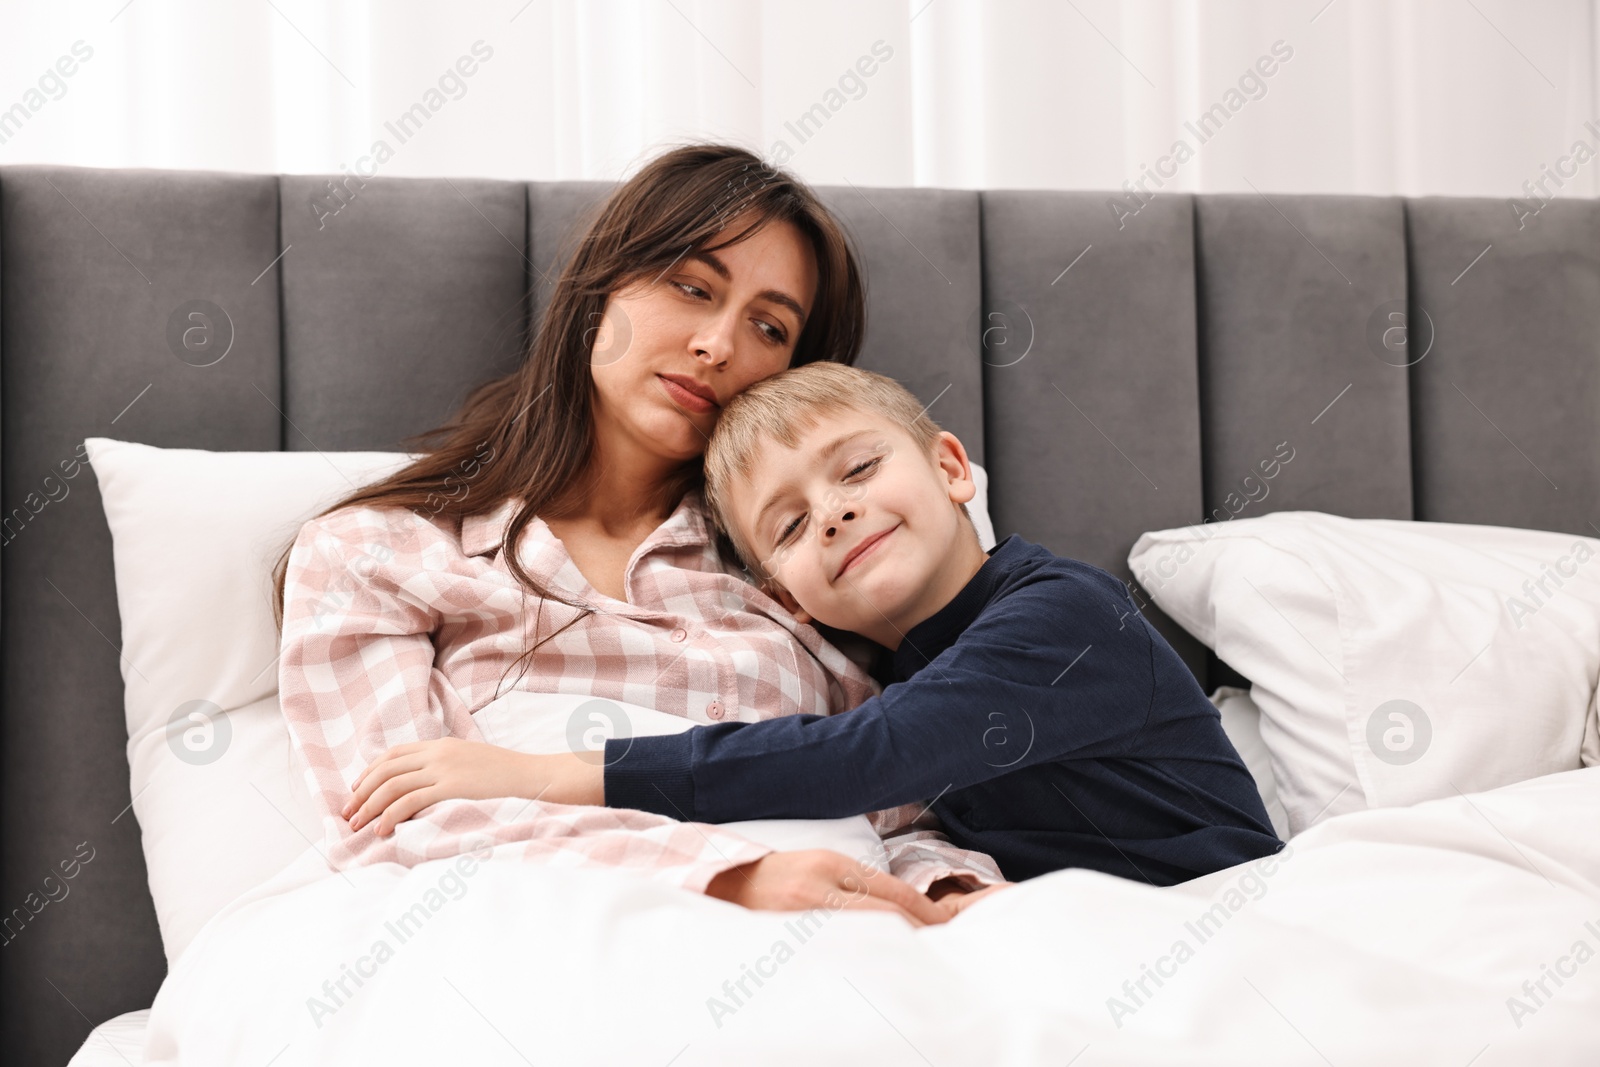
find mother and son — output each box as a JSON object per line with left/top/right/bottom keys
{"left": 275, "top": 142, "right": 1282, "bottom": 928}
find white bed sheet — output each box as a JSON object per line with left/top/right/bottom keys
{"left": 117, "top": 764, "right": 1600, "bottom": 1066}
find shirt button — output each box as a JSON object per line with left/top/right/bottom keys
{"left": 670, "top": 628, "right": 687, "bottom": 643}
{"left": 706, "top": 701, "right": 725, "bottom": 720}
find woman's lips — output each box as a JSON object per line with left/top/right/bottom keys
{"left": 657, "top": 374, "right": 718, "bottom": 414}
{"left": 837, "top": 524, "right": 898, "bottom": 580}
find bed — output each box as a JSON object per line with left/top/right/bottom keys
{"left": 4, "top": 164, "right": 1599, "bottom": 1065}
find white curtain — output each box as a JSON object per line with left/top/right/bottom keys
{"left": 2, "top": 0, "right": 1597, "bottom": 199}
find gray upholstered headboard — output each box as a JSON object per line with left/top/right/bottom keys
{"left": 3, "top": 164, "right": 1597, "bottom": 1064}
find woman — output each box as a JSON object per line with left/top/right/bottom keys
{"left": 271, "top": 143, "right": 1003, "bottom": 925}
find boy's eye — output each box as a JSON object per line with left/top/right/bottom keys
{"left": 777, "top": 514, "right": 805, "bottom": 545}
{"left": 845, "top": 457, "right": 881, "bottom": 479}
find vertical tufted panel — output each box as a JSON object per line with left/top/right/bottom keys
{"left": 816, "top": 186, "right": 986, "bottom": 461}
{"left": 526, "top": 180, "right": 613, "bottom": 334}
{"left": 280, "top": 175, "right": 529, "bottom": 451}
{"left": 979, "top": 190, "right": 1207, "bottom": 679}
{"left": 1407, "top": 196, "right": 1600, "bottom": 534}
{"left": 0, "top": 164, "right": 281, "bottom": 1066}
{"left": 1193, "top": 193, "right": 1413, "bottom": 524}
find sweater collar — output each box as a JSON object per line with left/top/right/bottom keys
{"left": 892, "top": 533, "right": 1029, "bottom": 677}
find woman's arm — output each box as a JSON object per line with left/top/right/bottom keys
{"left": 280, "top": 507, "right": 947, "bottom": 922}
{"left": 280, "top": 507, "right": 773, "bottom": 893}
{"left": 864, "top": 802, "right": 1008, "bottom": 895}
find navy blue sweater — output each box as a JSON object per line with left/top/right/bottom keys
{"left": 603, "top": 534, "right": 1284, "bottom": 886}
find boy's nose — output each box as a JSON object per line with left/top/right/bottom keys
{"left": 824, "top": 510, "right": 856, "bottom": 538}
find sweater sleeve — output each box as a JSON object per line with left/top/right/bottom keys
{"left": 602, "top": 570, "right": 1154, "bottom": 822}
{"left": 279, "top": 507, "right": 772, "bottom": 895}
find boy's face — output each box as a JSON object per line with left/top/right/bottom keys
{"left": 726, "top": 406, "right": 984, "bottom": 649}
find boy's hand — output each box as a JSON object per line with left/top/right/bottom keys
{"left": 342, "top": 740, "right": 604, "bottom": 836}
{"left": 519, "top": 750, "right": 606, "bottom": 806}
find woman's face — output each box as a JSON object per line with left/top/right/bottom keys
{"left": 588, "top": 216, "right": 819, "bottom": 467}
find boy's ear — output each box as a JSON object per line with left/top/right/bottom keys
{"left": 765, "top": 581, "right": 813, "bottom": 625}
{"left": 933, "top": 431, "right": 977, "bottom": 506}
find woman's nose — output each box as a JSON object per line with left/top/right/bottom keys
{"left": 690, "top": 309, "right": 737, "bottom": 367}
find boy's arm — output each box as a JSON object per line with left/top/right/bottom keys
{"left": 602, "top": 574, "right": 1153, "bottom": 823}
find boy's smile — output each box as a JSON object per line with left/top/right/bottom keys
{"left": 836, "top": 522, "right": 899, "bottom": 579}
{"left": 727, "top": 407, "right": 989, "bottom": 649}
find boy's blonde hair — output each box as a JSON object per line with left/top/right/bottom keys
{"left": 703, "top": 362, "right": 948, "bottom": 577}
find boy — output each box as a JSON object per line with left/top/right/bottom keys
{"left": 542, "top": 362, "right": 1283, "bottom": 887}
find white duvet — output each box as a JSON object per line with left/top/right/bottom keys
{"left": 140, "top": 763, "right": 1600, "bottom": 1066}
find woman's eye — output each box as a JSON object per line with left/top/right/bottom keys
{"left": 755, "top": 319, "right": 787, "bottom": 345}
{"left": 671, "top": 280, "right": 708, "bottom": 300}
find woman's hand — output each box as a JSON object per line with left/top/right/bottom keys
{"left": 342, "top": 740, "right": 603, "bottom": 836}
{"left": 705, "top": 850, "right": 953, "bottom": 927}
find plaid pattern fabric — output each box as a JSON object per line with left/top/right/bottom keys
{"left": 279, "top": 489, "right": 1003, "bottom": 895}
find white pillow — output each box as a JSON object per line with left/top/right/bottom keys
{"left": 1207, "top": 686, "right": 1290, "bottom": 840}
{"left": 87, "top": 439, "right": 419, "bottom": 965}
{"left": 1131, "top": 511, "right": 1600, "bottom": 835}
{"left": 87, "top": 438, "right": 998, "bottom": 963}
{"left": 1135, "top": 522, "right": 1364, "bottom": 833}
{"left": 969, "top": 462, "right": 997, "bottom": 551}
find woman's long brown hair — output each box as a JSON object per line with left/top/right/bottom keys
{"left": 270, "top": 143, "right": 866, "bottom": 673}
